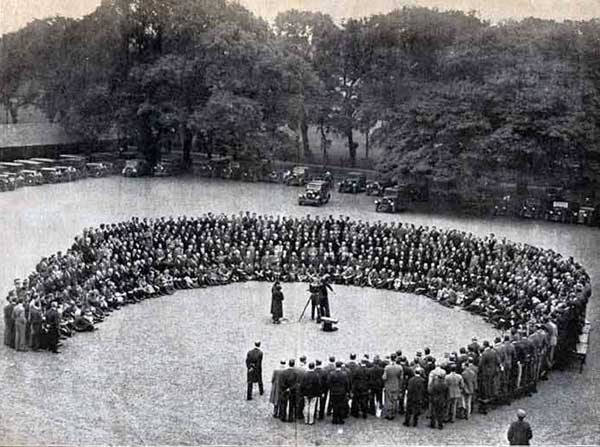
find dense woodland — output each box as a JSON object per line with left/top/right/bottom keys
{"left": 1, "top": 0, "right": 600, "bottom": 197}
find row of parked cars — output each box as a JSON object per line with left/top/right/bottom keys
{"left": 493, "top": 195, "right": 598, "bottom": 226}
{"left": 0, "top": 155, "right": 118, "bottom": 192}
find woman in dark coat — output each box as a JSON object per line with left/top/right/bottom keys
{"left": 270, "top": 282, "right": 284, "bottom": 323}
{"left": 3, "top": 298, "right": 15, "bottom": 348}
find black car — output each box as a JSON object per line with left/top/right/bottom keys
{"left": 366, "top": 178, "right": 395, "bottom": 196}
{"left": 519, "top": 197, "right": 547, "bottom": 219}
{"left": 339, "top": 172, "right": 367, "bottom": 193}
{"left": 298, "top": 181, "right": 331, "bottom": 206}
{"left": 577, "top": 202, "right": 599, "bottom": 226}
{"left": 545, "top": 200, "right": 579, "bottom": 224}
{"left": 492, "top": 195, "right": 520, "bottom": 217}
{"left": 284, "top": 166, "right": 312, "bottom": 186}
{"left": 374, "top": 186, "right": 410, "bottom": 213}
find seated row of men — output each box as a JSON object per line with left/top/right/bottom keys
{"left": 3, "top": 213, "right": 590, "bottom": 361}
{"left": 267, "top": 332, "right": 557, "bottom": 429}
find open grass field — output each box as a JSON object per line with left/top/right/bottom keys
{"left": 0, "top": 175, "right": 598, "bottom": 445}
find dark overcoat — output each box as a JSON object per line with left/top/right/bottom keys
{"left": 270, "top": 289, "right": 284, "bottom": 320}
{"left": 405, "top": 375, "right": 426, "bottom": 413}
{"left": 246, "top": 347, "right": 263, "bottom": 383}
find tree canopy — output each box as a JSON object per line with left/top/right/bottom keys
{"left": 1, "top": 1, "right": 599, "bottom": 195}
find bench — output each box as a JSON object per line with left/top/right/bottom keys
{"left": 575, "top": 321, "right": 591, "bottom": 373}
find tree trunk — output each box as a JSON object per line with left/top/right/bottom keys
{"left": 181, "top": 125, "right": 192, "bottom": 169}
{"left": 347, "top": 129, "right": 356, "bottom": 167}
{"left": 365, "top": 129, "right": 370, "bottom": 160}
{"left": 300, "top": 115, "right": 311, "bottom": 158}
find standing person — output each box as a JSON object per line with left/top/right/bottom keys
{"left": 403, "top": 369, "right": 426, "bottom": 427}
{"left": 300, "top": 362, "right": 321, "bottom": 425}
{"left": 323, "top": 356, "right": 336, "bottom": 417}
{"left": 12, "top": 300, "right": 28, "bottom": 352}
{"left": 350, "top": 359, "right": 370, "bottom": 419}
{"left": 270, "top": 359, "right": 287, "bottom": 418}
{"left": 314, "top": 360, "right": 328, "bottom": 420}
{"left": 444, "top": 365, "right": 465, "bottom": 423}
{"left": 246, "top": 341, "right": 264, "bottom": 400}
{"left": 3, "top": 296, "right": 15, "bottom": 349}
{"left": 479, "top": 340, "right": 500, "bottom": 413}
{"left": 327, "top": 361, "right": 350, "bottom": 425}
{"left": 429, "top": 375, "right": 449, "bottom": 430}
{"left": 279, "top": 359, "right": 299, "bottom": 422}
{"left": 309, "top": 282, "right": 321, "bottom": 322}
{"left": 270, "top": 282, "right": 284, "bottom": 324}
{"left": 461, "top": 359, "right": 478, "bottom": 419}
{"left": 45, "top": 301, "right": 60, "bottom": 354}
{"left": 319, "top": 276, "right": 333, "bottom": 318}
{"left": 28, "top": 301, "right": 43, "bottom": 351}
{"left": 382, "top": 355, "right": 404, "bottom": 420}
{"left": 507, "top": 409, "right": 533, "bottom": 445}
{"left": 368, "top": 356, "right": 385, "bottom": 416}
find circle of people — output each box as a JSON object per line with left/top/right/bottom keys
{"left": 3, "top": 212, "right": 590, "bottom": 427}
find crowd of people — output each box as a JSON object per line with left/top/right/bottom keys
{"left": 261, "top": 326, "right": 564, "bottom": 430}
{"left": 3, "top": 212, "right": 590, "bottom": 374}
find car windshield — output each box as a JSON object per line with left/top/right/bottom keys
{"left": 293, "top": 167, "right": 306, "bottom": 174}
{"left": 306, "top": 183, "right": 321, "bottom": 191}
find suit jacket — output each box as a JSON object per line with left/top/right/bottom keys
{"left": 429, "top": 378, "right": 448, "bottom": 404}
{"left": 328, "top": 369, "right": 350, "bottom": 396}
{"left": 351, "top": 365, "right": 369, "bottom": 394}
{"left": 300, "top": 370, "right": 322, "bottom": 398}
{"left": 382, "top": 363, "right": 403, "bottom": 392}
{"left": 270, "top": 368, "right": 284, "bottom": 404}
{"left": 461, "top": 367, "right": 477, "bottom": 395}
{"left": 368, "top": 363, "right": 385, "bottom": 389}
{"left": 479, "top": 347, "right": 500, "bottom": 377}
{"left": 279, "top": 367, "right": 299, "bottom": 394}
{"left": 45, "top": 308, "right": 60, "bottom": 327}
{"left": 406, "top": 375, "right": 426, "bottom": 410}
{"left": 444, "top": 372, "right": 464, "bottom": 399}
{"left": 246, "top": 348, "right": 263, "bottom": 382}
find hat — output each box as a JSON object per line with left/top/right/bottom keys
{"left": 517, "top": 409, "right": 526, "bottom": 419}
{"left": 254, "top": 341, "right": 261, "bottom": 347}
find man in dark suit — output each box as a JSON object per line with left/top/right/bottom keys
{"left": 478, "top": 340, "right": 500, "bottom": 411}
{"left": 44, "top": 301, "right": 60, "bottom": 354}
{"left": 327, "top": 361, "right": 350, "bottom": 424}
{"left": 429, "top": 374, "right": 448, "bottom": 429}
{"left": 279, "top": 359, "right": 299, "bottom": 422}
{"left": 314, "top": 359, "right": 329, "bottom": 420}
{"left": 3, "top": 296, "right": 16, "bottom": 349}
{"left": 323, "top": 356, "right": 336, "bottom": 417}
{"left": 367, "top": 356, "right": 384, "bottom": 415}
{"left": 350, "top": 359, "right": 370, "bottom": 418}
{"left": 382, "top": 354, "right": 403, "bottom": 420}
{"left": 246, "top": 341, "right": 264, "bottom": 400}
{"left": 28, "top": 301, "right": 43, "bottom": 351}
{"left": 404, "top": 369, "right": 426, "bottom": 427}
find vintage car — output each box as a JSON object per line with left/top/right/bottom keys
{"left": 122, "top": 159, "right": 151, "bottom": 177}
{"left": 545, "top": 200, "right": 579, "bottom": 224}
{"left": 58, "top": 156, "right": 88, "bottom": 179}
{"left": 40, "top": 167, "right": 61, "bottom": 183}
{"left": 210, "top": 157, "right": 233, "bottom": 179}
{"left": 298, "top": 180, "right": 332, "bottom": 206}
{"left": 284, "top": 166, "right": 311, "bottom": 186}
{"left": 338, "top": 172, "right": 367, "bottom": 193}
{"left": 20, "top": 169, "right": 44, "bottom": 186}
{"left": 366, "top": 178, "right": 396, "bottom": 196}
{"left": 30, "top": 158, "right": 58, "bottom": 167}
{"left": 311, "top": 171, "right": 334, "bottom": 189}
{"left": 374, "top": 186, "right": 410, "bottom": 213}
{"left": 492, "top": 195, "right": 520, "bottom": 217}
{"left": 577, "top": 201, "right": 598, "bottom": 226}
{"left": 519, "top": 197, "right": 547, "bottom": 219}
{"left": 86, "top": 162, "right": 110, "bottom": 178}
{"left": 55, "top": 165, "right": 77, "bottom": 182}
{"left": 0, "top": 173, "right": 17, "bottom": 191}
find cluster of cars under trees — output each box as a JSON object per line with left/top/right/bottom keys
{"left": 492, "top": 190, "right": 598, "bottom": 226}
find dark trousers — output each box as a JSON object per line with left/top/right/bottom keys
{"left": 430, "top": 401, "right": 445, "bottom": 429}
{"left": 284, "top": 392, "right": 297, "bottom": 422}
{"left": 247, "top": 380, "right": 264, "bottom": 400}
{"left": 318, "top": 392, "right": 327, "bottom": 419}
{"left": 368, "top": 387, "right": 383, "bottom": 415}
{"left": 351, "top": 392, "right": 369, "bottom": 418}
{"left": 296, "top": 390, "right": 304, "bottom": 419}
{"left": 47, "top": 326, "right": 59, "bottom": 353}
{"left": 311, "top": 302, "right": 320, "bottom": 320}
{"left": 331, "top": 394, "right": 347, "bottom": 424}
{"left": 404, "top": 407, "right": 420, "bottom": 426}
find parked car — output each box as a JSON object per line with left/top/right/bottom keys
{"left": 284, "top": 166, "right": 311, "bottom": 186}
{"left": 577, "top": 201, "right": 598, "bottom": 226}
{"left": 519, "top": 197, "right": 547, "bottom": 219}
{"left": 153, "top": 160, "right": 181, "bottom": 177}
{"left": 374, "top": 186, "right": 410, "bottom": 213}
{"left": 20, "top": 169, "right": 44, "bottom": 186}
{"left": 40, "top": 167, "right": 61, "bottom": 183}
{"left": 545, "top": 200, "right": 579, "bottom": 224}
{"left": 366, "top": 178, "right": 396, "bottom": 196}
{"left": 0, "top": 173, "right": 17, "bottom": 191}
{"left": 298, "top": 180, "right": 332, "bottom": 206}
{"left": 492, "top": 195, "right": 520, "bottom": 217}
{"left": 122, "top": 159, "right": 151, "bottom": 177}
{"left": 55, "top": 165, "right": 77, "bottom": 182}
{"left": 210, "top": 157, "right": 233, "bottom": 179}
{"left": 86, "top": 162, "right": 109, "bottom": 178}
{"left": 311, "top": 171, "right": 334, "bottom": 190}
{"left": 339, "top": 172, "right": 367, "bottom": 193}
{"left": 30, "top": 158, "right": 58, "bottom": 167}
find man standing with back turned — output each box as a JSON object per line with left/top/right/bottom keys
{"left": 246, "top": 341, "right": 264, "bottom": 400}
{"left": 507, "top": 409, "right": 533, "bottom": 445}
